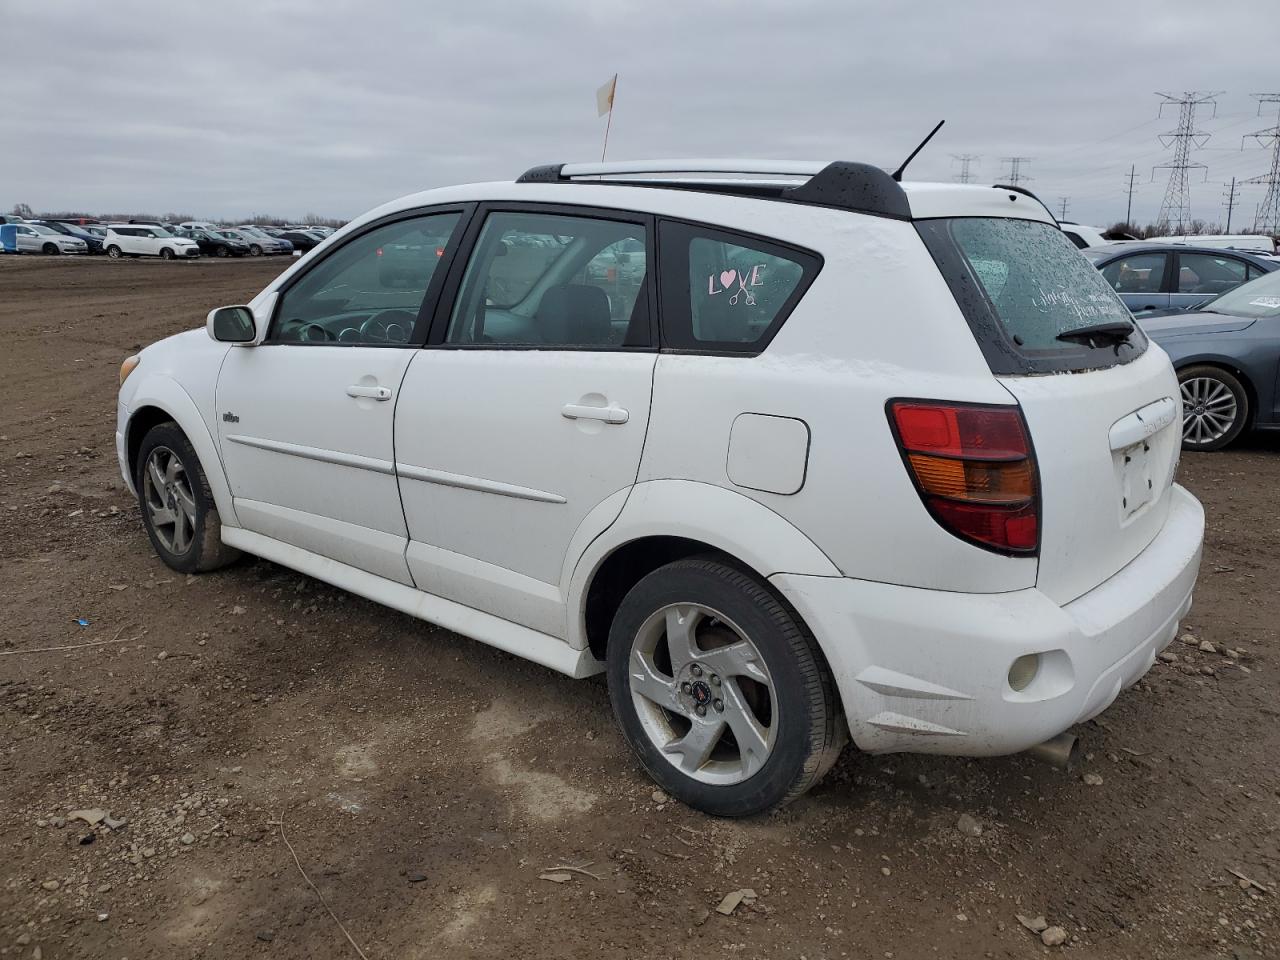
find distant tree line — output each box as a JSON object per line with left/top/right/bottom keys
{"left": 10, "top": 202, "right": 345, "bottom": 228}
{"left": 1105, "top": 220, "right": 1278, "bottom": 240}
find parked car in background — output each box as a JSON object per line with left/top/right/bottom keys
{"left": 103, "top": 225, "right": 200, "bottom": 260}
{"left": 1147, "top": 234, "right": 1278, "bottom": 256}
{"left": 233, "top": 226, "right": 292, "bottom": 255}
{"left": 1, "top": 221, "right": 88, "bottom": 255}
{"left": 29, "top": 219, "right": 104, "bottom": 254}
{"left": 179, "top": 228, "right": 250, "bottom": 258}
{"left": 1084, "top": 243, "right": 1278, "bottom": 314}
{"left": 0, "top": 214, "right": 28, "bottom": 225}
{"left": 116, "top": 160, "right": 1204, "bottom": 816}
{"left": 1058, "top": 221, "right": 1109, "bottom": 249}
{"left": 1139, "top": 268, "right": 1280, "bottom": 451}
{"left": 275, "top": 229, "right": 322, "bottom": 252}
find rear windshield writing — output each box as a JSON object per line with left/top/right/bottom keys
{"left": 948, "top": 218, "right": 1132, "bottom": 349}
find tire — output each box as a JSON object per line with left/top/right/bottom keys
{"left": 160, "top": 247, "right": 174, "bottom": 261}
{"left": 43, "top": 243, "right": 59, "bottom": 255}
{"left": 107, "top": 245, "right": 122, "bottom": 259}
{"left": 135, "top": 422, "right": 240, "bottom": 574}
{"left": 249, "top": 244, "right": 262, "bottom": 257}
{"left": 1178, "top": 364, "right": 1249, "bottom": 452}
{"left": 606, "top": 557, "right": 843, "bottom": 817}
{"left": 214, "top": 245, "right": 228, "bottom": 258}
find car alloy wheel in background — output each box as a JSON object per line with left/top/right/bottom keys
{"left": 1178, "top": 365, "right": 1248, "bottom": 452}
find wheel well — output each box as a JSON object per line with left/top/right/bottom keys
{"left": 125, "top": 406, "right": 177, "bottom": 484}
{"left": 1179, "top": 361, "right": 1258, "bottom": 426}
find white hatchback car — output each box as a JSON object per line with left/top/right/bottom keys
{"left": 104, "top": 224, "right": 201, "bottom": 260}
{"left": 116, "top": 160, "right": 1204, "bottom": 816}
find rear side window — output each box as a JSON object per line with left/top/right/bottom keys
{"left": 1177, "top": 253, "right": 1247, "bottom": 295}
{"left": 658, "top": 221, "right": 820, "bottom": 353}
{"left": 917, "top": 217, "right": 1147, "bottom": 375}
{"left": 1100, "top": 253, "right": 1167, "bottom": 294}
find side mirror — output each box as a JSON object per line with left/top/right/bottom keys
{"left": 207, "top": 306, "right": 256, "bottom": 343}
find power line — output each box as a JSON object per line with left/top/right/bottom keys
{"left": 951, "top": 154, "right": 980, "bottom": 184}
{"left": 1123, "top": 164, "right": 1140, "bottom": 225}
{"left": 1056, "top": 196, "right": 1070, "bottom": 220}
{"left": 1000, "top": 156, "right": 1033, "bottom": 185}
{"left": 1222, "top": 177, "right": 1241, "bottom": 233}
{"left": 1242, "top": 94, "right": 1280, "bottom": 234}
{"left": 1152, "top": 91, "right": 1221, "bottom": 233}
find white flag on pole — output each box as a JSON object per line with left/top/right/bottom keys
{"left": 596, "top": 74, "right": 617, "bottom": 117}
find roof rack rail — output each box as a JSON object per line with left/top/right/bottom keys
{"left": 516, "top": 159, "right": 912, "bottom": 220}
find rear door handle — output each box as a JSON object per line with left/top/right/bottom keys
{"left": 347, "top": 384, "right": 392, "bottom": 401}
{"left": 561, "top": 402, "right": 629, "bottom": 425}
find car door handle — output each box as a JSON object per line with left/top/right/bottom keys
{"left": 561, "top": 402, "right": 629, "bottom": 424}
{"left": 347, "top": 384, "right": 392, "bottom": 401}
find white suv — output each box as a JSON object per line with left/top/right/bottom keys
{"left": 104, "top": 224, "right": 201, "bottom": 260}
{"left": 115, "top": 160, "right": 1204, "bottom": 816}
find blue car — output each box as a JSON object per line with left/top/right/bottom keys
{"left": 1084, "top": 242, "right": 1278, "bottom": 315}
{"left": 1139, "top": 268, "right": 1280, "bottom": 451}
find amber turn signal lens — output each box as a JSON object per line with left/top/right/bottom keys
{"left": 907, "top": 454, "right": 1034, "bottom": 503}
{"left": 119, "top": 355, "right": 140, "bottom": 386}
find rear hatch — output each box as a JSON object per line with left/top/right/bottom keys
{"left": 918, "top": 215, "right": 1182, "bottom": 605}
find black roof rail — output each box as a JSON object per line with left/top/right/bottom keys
{"left": 515, "top": 160, "right": 912, "bottom": 220}
{"left": 992, "top": 184, "right": 1059, "bottom": 225}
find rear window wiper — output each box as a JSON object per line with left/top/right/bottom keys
{"left": 1056, "top": 321, "right": 1135, "bottom": 348}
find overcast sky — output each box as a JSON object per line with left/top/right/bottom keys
{"left": 4, "top": 0, "right": 1279, "bottom": 228}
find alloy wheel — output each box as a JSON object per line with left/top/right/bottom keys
{"left": 1180, "top": 376, "right": 1238, "bottom": 446}
{"left": 142, "top": 446, "right": 197, "bottom": 554}
{"left": 628, "top": 602, "right": 777, "bottom": 785}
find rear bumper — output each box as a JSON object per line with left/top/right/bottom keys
{"left": 771, "top": 483, "right": 1204, "bottom": 757}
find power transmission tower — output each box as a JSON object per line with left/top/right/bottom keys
{"left": 1057, "top": 197, "right": 1070, "bottom": 220}
{"left": 1242, "top": 94, "right": 1280, "bottom": 234}
{"left": 1000, "top": 157, "right": 1032, "bottom": 185}
{"left": 951, "top": 154, "right": 980, "bottom": 184}
{"left": 1152, "top": 91, "right": 1220, "bottom": 233}
{"left": 1123, "top": 165, "right": 1139, "bottom": 227}
{"left": 1222, "top": 177, "right": 1240, "bottom": 233}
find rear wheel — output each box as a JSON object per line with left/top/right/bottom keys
{"left": 135, "top": 422, "right": 240, "bottom": 574}
{"left": 249, "top": 244, "right": 262, "bottom": 257}
{"left": 1179, "top": 365, "right": 1249, "bottom": 451}
{"left": 606, "top": 557, "right": 843, "bottom": 817}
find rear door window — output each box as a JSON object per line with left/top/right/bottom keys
{"left": 658, "top": 221, "right": 820, "bottom": 353}
{"left": 1177, "top": 253, "right": 1247, "bottom": 295}
{"left": 917, "top": 217, "right": 1147, "bottom": 375}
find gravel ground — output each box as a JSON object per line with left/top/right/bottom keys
{"left": 1, "top": 255, "right": 1277, "bottom": 959}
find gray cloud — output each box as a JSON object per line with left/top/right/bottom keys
{"left": 3, "top": 0, "right": 1278, "bottom": 227}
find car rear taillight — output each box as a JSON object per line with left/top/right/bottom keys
{"left": 888, "top": 400, "right": 1039, "bottom": 555}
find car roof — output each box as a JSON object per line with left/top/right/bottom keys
{"left": 1083, "top": 241, "right": 1275, "bottom": 262}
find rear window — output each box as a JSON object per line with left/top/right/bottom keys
{"left": 917, "top": 217, "right": 1147, "bottom": 375}
{"left": 1198, "top": 268, "right": 1280, "bottom": 319}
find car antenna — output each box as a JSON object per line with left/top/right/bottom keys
{"left": 891, "top": 120, "right": 945, "bottom": 182}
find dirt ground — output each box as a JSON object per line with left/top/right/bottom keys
{"left": 1, "top": 255, "right": 1277, "bottom": 960}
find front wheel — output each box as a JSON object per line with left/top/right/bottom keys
{"left": 249, "top": 244, "right": 262, "bottom": 257}
{"left": 606, "top": 557, "right": 843, "bottom": 817}
{"left": 214, "top": 245, "right": 228, "bottom": 258}
{"left": 135, "top": 422, "right": 240, "bottom": 574}
{"left": 43, "top": 243, "right": 59, "bottom": 255}
{"left": 160, "top": 247, "right": 174, "bottom": 260}
{"left": 1179, "top": 365, "right": 1249, "bottom": 451}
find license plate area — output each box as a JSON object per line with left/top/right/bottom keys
{"left": 1116, "top": 439, "right": 1155, "bottom": 521}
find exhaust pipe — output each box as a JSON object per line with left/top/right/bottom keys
{"left": 1025, "top": 732, "right": 1081, "bottom": 770}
